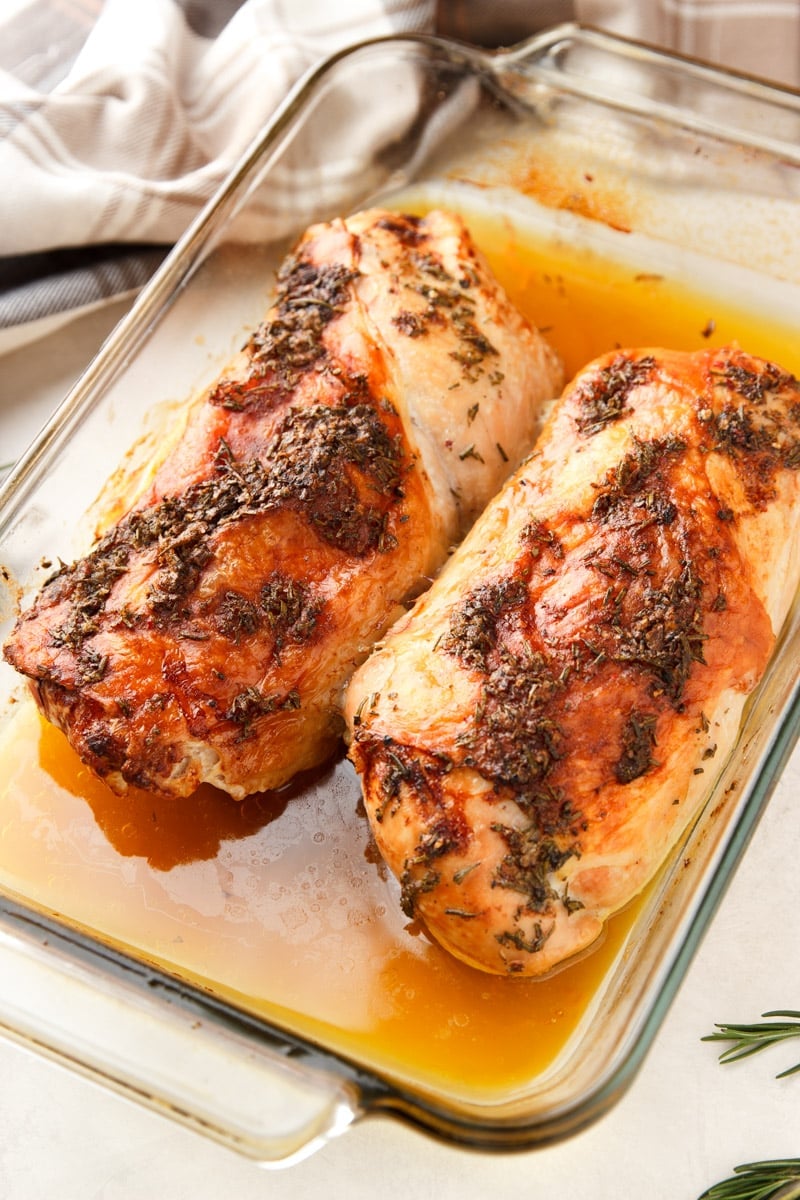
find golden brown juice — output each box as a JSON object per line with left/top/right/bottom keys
{"left": 1, "top": 202, "right": 798, "bottom": 1101}
{"left": 0, "top": 704, "right": 639, "bottom": 1098}
{"left": 459, "top": 202, "right": 800, "bottom": 381}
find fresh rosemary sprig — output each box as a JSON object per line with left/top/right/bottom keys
{"left": 697, "top": 1158, "right": 800, "bottom": 1200}
{"left": 702, "top": 1010, "right": 800, "bottom": 1078}
{"left": 698, "top": 1013, "right": 800, "bottom": 1199}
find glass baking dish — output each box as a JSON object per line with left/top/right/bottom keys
{"left": 1, "top": 23, "right": 800, "bottom": 1165}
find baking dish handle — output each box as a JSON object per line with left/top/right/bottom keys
{"left": 0, "top": 901, "right": 361, "bottom": 1166}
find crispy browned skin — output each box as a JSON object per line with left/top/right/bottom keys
{"left": 4, "top": 209, "right": 562, "bottom": 798}
{"left": 345, "top": 346, "right": 800, "bottom": 976}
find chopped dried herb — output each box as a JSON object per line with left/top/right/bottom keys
{"left": 610, "top": 563, "right": 706, "bottom": 703}
{"left": 712, "top": 358, "right": 800, "bottom": 405}
{"left": 714, "top": 406, "right": 774, "bottom": 455}
{"left": 78, "top": 648, "right": 110, "bottom": 685}
{"left": 397, "top": 252, "right": 498, "bottom": 381}
{"left": 512, "top": 783, "right": 580, "bottom": 837}
{"left": 368, "top": 739, "right": 439, "bottom": 825}
{"left": 39, "top": 399, "right": 404, "bottom": 660}
{"left": 707, "top": 356, "right": 800, "bottom": 503}
{"left": 409, "top": 818, "right": 463, "bottom": 867}
{"left": 410, "top": 249, "right": 455, "bottom": 282}
{"left": 439, "top": 572, "right": 576, "bottom": 806}
{"left": 392, "top": 310, "right": 428, "bottom": 338}
{"left": 439, "top": 578, "right": 528, "bottom": 670}
{"left": 491, "top": 824, "right": 577, "bottom": 910}
{"left": 270, "top": 403, "right": 404, "bottom": 552}
{"left": 591, "top": 436, "right": 686, "bottom": 523}
{"left": 240, "top": 258, "right": 359, "bottom": 403}
{"left": 180, "top": 625, "right": 210, "bottom": 642}
{"left": 520, "top": 518, "right": 563, "bottom": 561}
{"left": 575, "top": 354, "right": 655, "bottom": 435}
{"left": 259, "top": 573, "right": 322, "bottom": 649}
{"left": 47, "top": 540, "right": 129, "bottom": 653}
{"left": 616, "top": 709, "right": 658, "bottom": 784}
{"left": 207, "top": 379, "right": 248, "bottom": 411}
{"left": 496, "top": 924, "right": 551, "bottom": 955}
{"left": 562, "top": 889, "right": 585, "bottom": 915}
{"left": 225, "top": 685, "right": 300, "bottom": 737}
{"left": 399, "top": 866, "right": 440, "bottom": 918}
{"left": 213, "top": 590, "right": 261, "bottom": 642}
{"left": 462, "top": 647, "right": 566, "bottom": 791}
{"left": 452, "top": 862, "right": 481, "bottom": 885}
{"left": 450, "top": 310, "right": 497, "bottom": 362}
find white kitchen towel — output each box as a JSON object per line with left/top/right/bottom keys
{"left": 0, "top": 0, "right": 435, "bottom": 330}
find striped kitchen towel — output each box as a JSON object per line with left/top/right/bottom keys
{"left": 0, "top": 0, "right": 435, "bottom": 334}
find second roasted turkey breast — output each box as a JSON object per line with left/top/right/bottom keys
{"left": 3, "top": 209, "right": 562, "bottom": 799}
{"left": 345, "top": 345, "right": 800, "bottom": 976}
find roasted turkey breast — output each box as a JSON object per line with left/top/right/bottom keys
{"left": 345, "top": 346, "right": 800, "bottom": 976}
{"left": 3, "top": 209, "right": 562, "bottom": 799}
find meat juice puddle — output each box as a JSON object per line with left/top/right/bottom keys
{"left": 1, "top": 204, "right": 798, "bottom": 1101}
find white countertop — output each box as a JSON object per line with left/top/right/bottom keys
{"left": 1, "top": 300, "right": 799, "bottom": 1200}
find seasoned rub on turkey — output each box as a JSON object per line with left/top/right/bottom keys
{"left": 345, "top": 346, "right": 800, "bottom": 976}
{"left": 3, "top": 209, "right": 562, "bottom": 799}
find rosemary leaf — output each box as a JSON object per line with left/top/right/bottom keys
{"left": 702, "top": 1010, "right": 800, "bottom": 1077}
{"left": 697, "top": 1158, "right": 800, "bottom": 1200}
